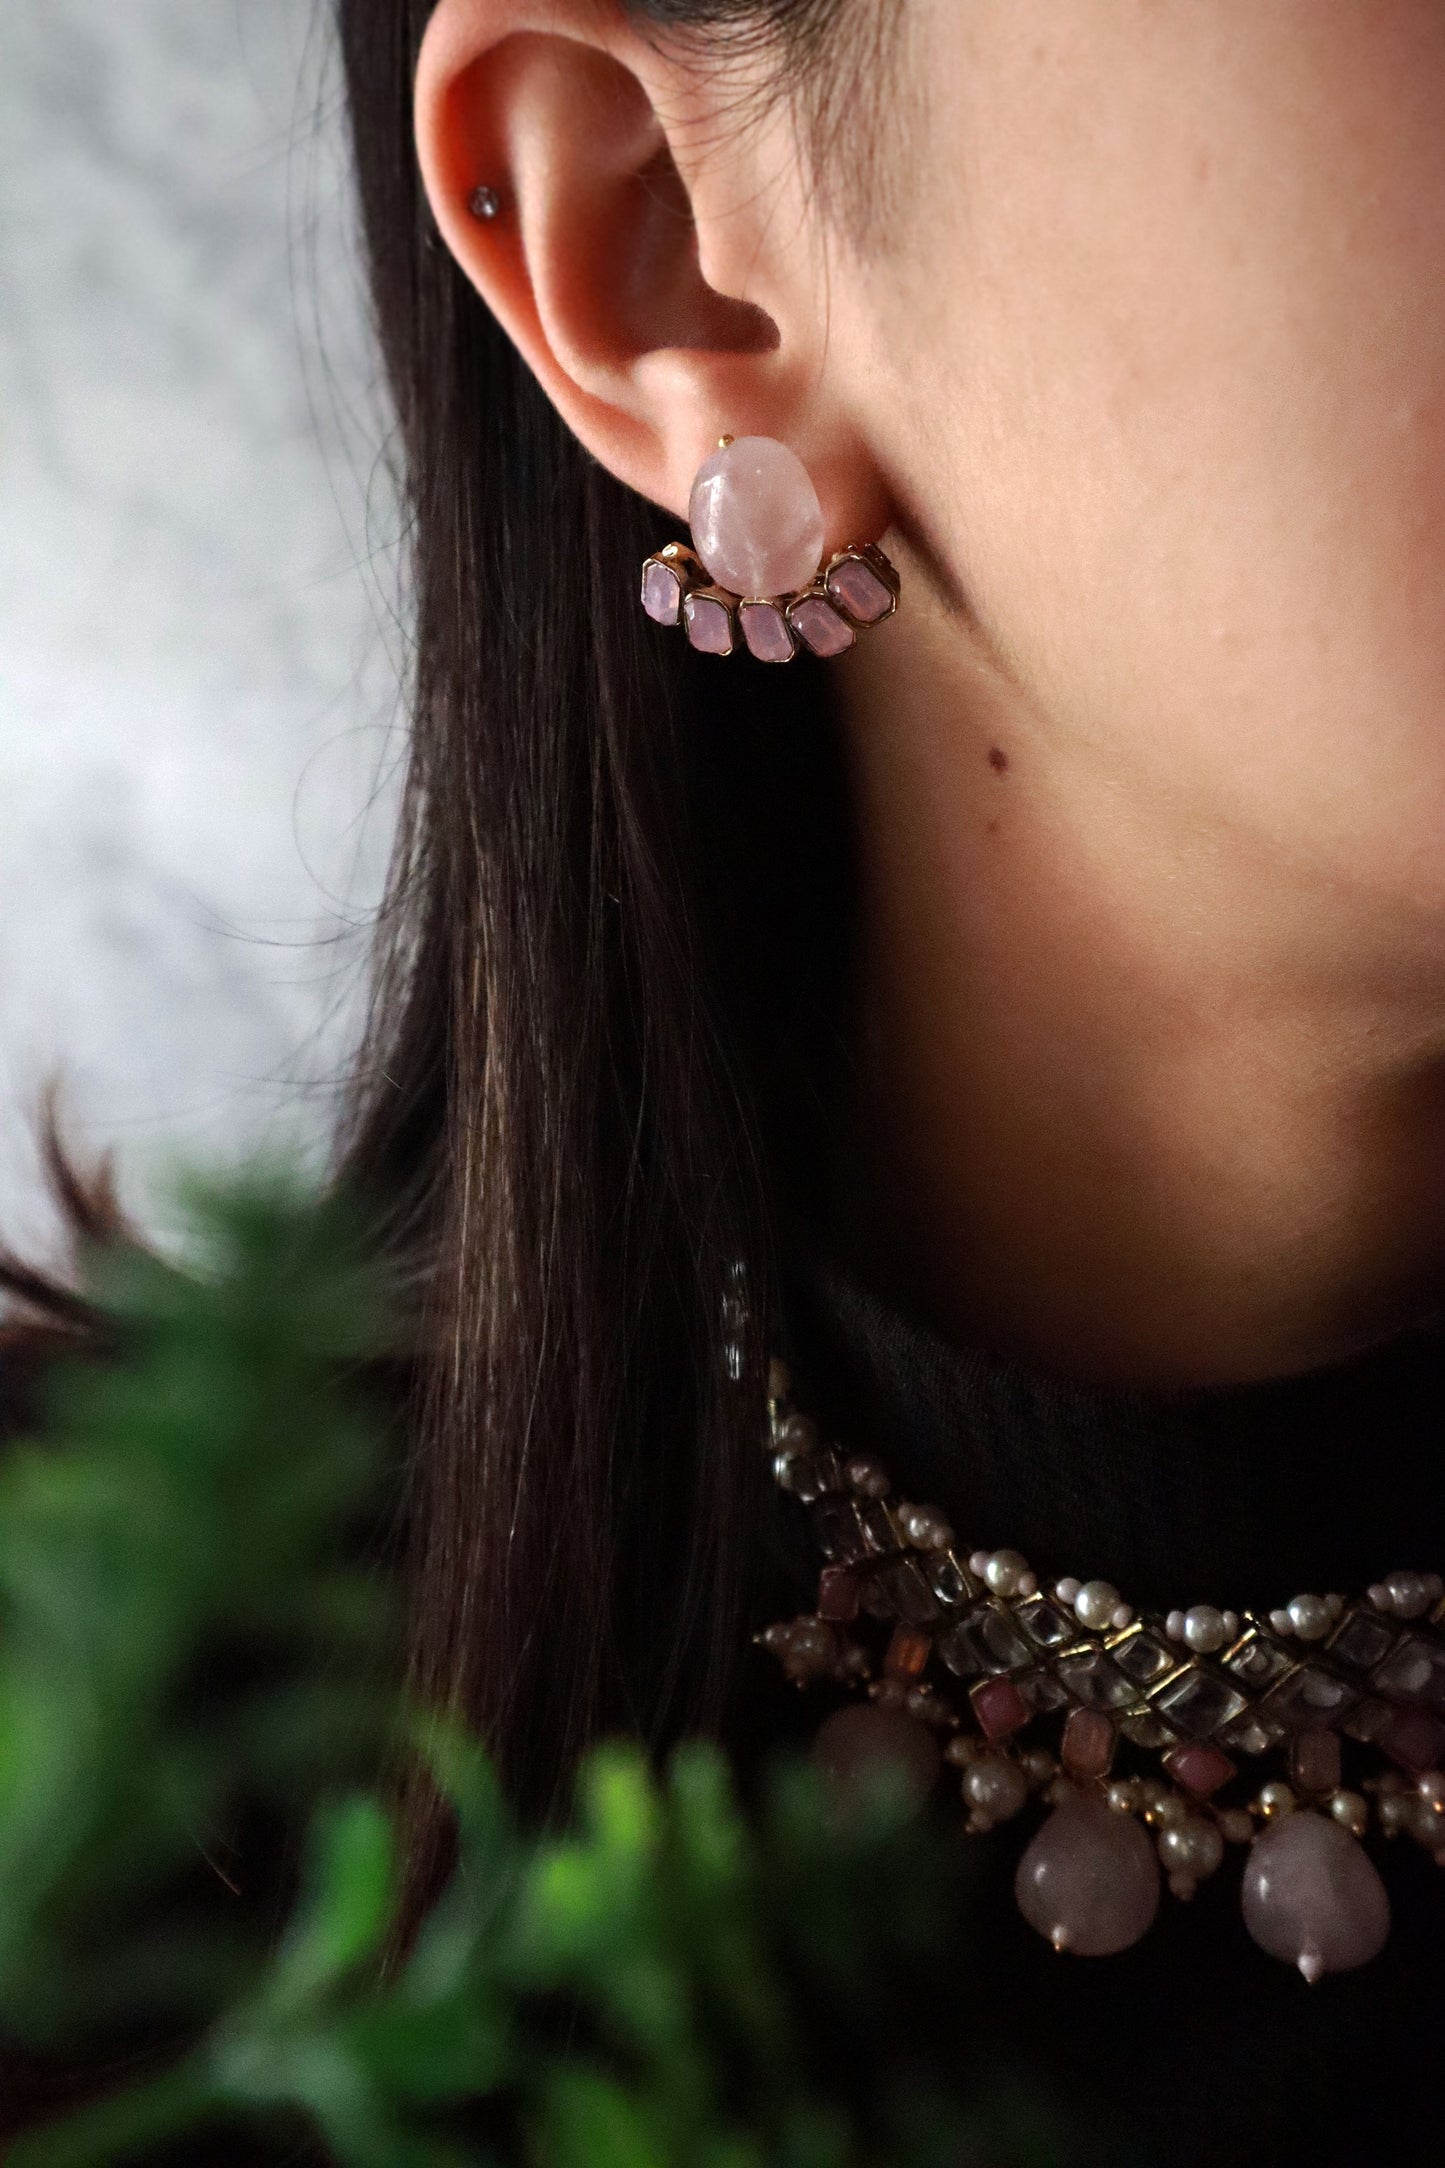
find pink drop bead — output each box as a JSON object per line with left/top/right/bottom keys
{"left": 1015, "top": 1791, "right": 1160, "bottom": 1957}
{"left": 1241, "top": 1811, "right": 1390, "bottom": 1982}
{"left": 812, "top": 1703, "right": 940, "bottom": 1808}
{"left": 689, "top": 436, "right": 825, "bottom": 598}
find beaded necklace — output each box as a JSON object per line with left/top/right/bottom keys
{"left": 757, "top": 1357, "right": 1445, "bottom": 1980}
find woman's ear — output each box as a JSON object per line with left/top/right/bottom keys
{"left": 413, "top": 0, "right": 887, "bottom": 539}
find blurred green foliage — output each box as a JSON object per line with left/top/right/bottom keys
{"left": 0, "top": 1174, "right": 1069, "bottom": 2168}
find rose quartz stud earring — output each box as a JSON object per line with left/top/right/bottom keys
{"left": 640, "top": 435, "right": 899, "bottom": 663}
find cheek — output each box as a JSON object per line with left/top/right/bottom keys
{"left": 857, "top": 0, "right": 1445, "bottom": 902}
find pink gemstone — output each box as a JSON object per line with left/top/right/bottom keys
{"left": 817, "top": 1566, "right": 861, "bottom": 1623}
{"left": 812, "top": 1703, "right": 940, "bottom": 1807}
{"left": 885, "top": 1625, "right": 931, "bottom": 1680}
{"left": 683, "top": 592, "right": 734, "bottom": 656}
{"left": 1015, "top": 1792, "right": 1160, "bottom": 1956}
{"left": 788, "top": 595, "right": 856, "bottom": 658}
{"left": 970, "top": 1676, "right": 1030, "bottom": 1742}
{"left": 1380, "top": 1706, "right": 1445, "bottom": 1774}
{"left": 1163, "top": 1742, "right": 1236, "bottom": 1799}
{"left": 641, "top": 558, "right": 682, "bottom": 626}
{"left": 1291, "top": 1730, "right": 1342, "bottom": 1795}
{"left": 688, "top": 436, "right": 824, "bottom": 598}
{"left": 1061, "top": 1708, "right": 1115, "bottom": 1779}
{"left": 1241, "top": 1811, "right": 1390, "bottom": 1981}
{"left": 739, "top": 600, "right": 795, "bottom": 663}
{"left": 826, "top": 554, "right": 895, "bottom": 625}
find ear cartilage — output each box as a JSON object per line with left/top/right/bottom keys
{"left": 640, "top": 434, "right": 899, "bottom": 662}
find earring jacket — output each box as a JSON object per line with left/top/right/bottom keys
{"left": 640, "top": 435, "right": 899, "bottom": 663}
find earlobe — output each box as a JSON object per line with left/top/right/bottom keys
{"left": 412, "top": 0, "right": 889, "bottom": 548}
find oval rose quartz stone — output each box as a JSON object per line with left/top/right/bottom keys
{"left": 1015, "top": 1791, "right": 1160, "bottom": 1956}
{"left": 1241, "top": 1812, "right": 1390, "bottom": 1981}
{"left": 812, "top": 1704, "right": 940, "bottom": 1808}
{"left": 688, "top": 436, "right": 825, "bottom": 598}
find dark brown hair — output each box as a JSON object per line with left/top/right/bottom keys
{"left": 329, "top": 0, "right": 885, "bottom": 1828}
{"left": 0, "top": 4, "right": 880, "bottom": 1867}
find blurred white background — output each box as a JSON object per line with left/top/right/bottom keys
{"left": 0, "top": 0, "right": 401, "bottom": 1254}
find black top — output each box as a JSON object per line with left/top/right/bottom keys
{"left": 775, "top": 1254, "right": 1445, "bottom": 2168}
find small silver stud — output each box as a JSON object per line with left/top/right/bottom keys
{"left": 468, "top": 184, "right": 503, "bottom": 222}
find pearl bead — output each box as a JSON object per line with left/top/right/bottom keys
{"left": 689, "top": 436, "right": 825, "bottom": 598}
{"left": 844, "top": 1455, "right": 890, "bottom": 1499}
{"left": 1182, "top": 1605, "right": 1228, "bottom": 1654}
{"left": 963, "top": 1754, "right": 1030, "bottom": 1825}
{"left": 1331, "top": 1790, "right": 1370, "bottom": 1839}
{"left": 984, "top": 1548, "right": 1031, "bottom": 1597}
{"left": 1287, "top": 1594, "right": 1332, "bottom": 1642}
{"left": 773, "top": 1412, "right": 818, "bottom": 1458}
{"left": 1158, "top": 1816, "right": 1225, "bottom": 1880}
{"left": 1241, "top": 1811, "right": 1390, "bottom": 1981}
{"left": 1385, "top": 1570, "right": 1434, "bottom": 1620}
{"left": 1054, "top": 1577, "right": 1081, "bottom": 1605}
{"left": 1258, "top": 1782, "right": 1296, "bottom": 1819}
{"left": 1217, "top": 1808, "right": 1256, "bottom": 1846}
{"left": 1074, "top": 1580, "right": 1121, "bottom": 1632}
{"left": 1015, "top": 1792, "right": 1161, "bottom": 1956}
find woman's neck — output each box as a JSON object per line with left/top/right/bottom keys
{"left": 831, "top": 564, "right": 1445, "bottom": 1390}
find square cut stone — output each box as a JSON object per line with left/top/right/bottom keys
{"left": 787, "top": 594, "right": 856, "bottom": 657}
{"left": 875, "top": 1555, "right": 942, "bottom": 1627}
{"left": 817, "top": 1566, "right": 861, "bottom": 1622}
{"left": 927, "top": 1552, "right": 981, "bottom": 1608}
{"left": 885, "top": 1625, "right": 931, "bottom": 1680}
{"left": 1220, "top": 1715, "right": 1279, "bottom": 1757}
{"left": 937, "top": 1603, "right": 1032, "bottom": 1678}
{"left": 1258, "top": 1663, "right": 1359, "bottom": 1732}
{"left": 1290, "top": 1731, "right": 1342, "bottom": 1794}
{"left": 1380, "top": 1706, "right": 1445, "bottom": 1773}
{"left": 856, "top": 1500, "right": 900, "bottom": 1555}
{"left": 1327, "top": 1608, "right": 1400, "bottom": 1675}
{"left": 1062, "top": 1707, "right": 1116, "bottom": 1778}
{"left": 1224, "top": 1632, "right": 1294, "bottom": 1687}
{"left": 1056, "top": 1647, "right": 1137, "bottom": 1710}
{"left": 641, "top": 557, "right": 683, "bottom": 625}
{"left": 1149, "top": 1664, "right": 1249, "bottom": 1738}
{"left": 1016, "top": 1595, "right": 1076, "bottom": 1648}
{"left": 1371, "top": 1634, "right": 1445, "bottom": 1715}
{"left": 684, "top": 590, "right": 734, "bottom": 655}
{"left": 1021, "top": 1671, "right": 1070, "bottom": 1713}
{"left": 826, "top": 553, "right": 896, "bottom": 625}
{"left": 1163, "top": 1742, "right": 1236, "bottom": 1797}
{"left": 970, "top": 1675, "right": 1030, "bottom": 1741}
{"left": 1120, "top": 1714, "right": 1173, "bottom": 1749}
{"left": 786, "top": 1450, "right": 842, "bottom": 1503}
{"left": 1109, "top": 1628, "right": 1176, "bottom": 1684}
{"left": 738, "top": 600, "right": 795, "bottom": 663}
{"left": 809, "top": 1497, "right": 869, "bottom": 1566}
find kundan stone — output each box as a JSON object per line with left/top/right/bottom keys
{"left": 1241, "top": 1810, "right": 1390, "bottom": 1981}
{"left": 689, "top": 435, "right": 824, "bottom": 598}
